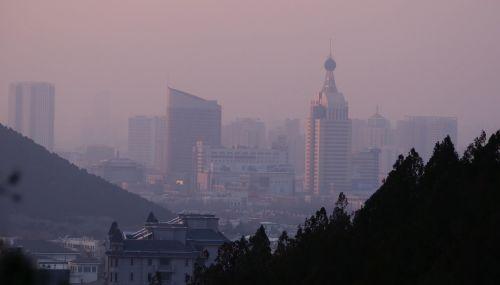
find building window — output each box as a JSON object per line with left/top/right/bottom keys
{"left": 84, "top": 266, "right": 91, "bottom": 272}
{"left": 130, "top": 258, "right": 134, "bottom": 266}
{"left": 159, "top": 258, "right": 170, "bottom": 265}
{"left": 110, "top": 273, "right": 113, "bottom": 282}
{"left": 78, "top": 266, "right": 82, "bottom": 273}
{"left": 147, "top": 273, "right": 152, "bottom": 282}
{"left": 115, "top": 258, "right": 119, "bottom": 267}
{"left": 148, "top": 258, "right": 152, "bottom": 266}
{"left": 130, "top": 272, "right": 134, "bottom": 281}
{"left": 114, "top": 272, "right": 118, "bottom": 283}
{"left": 185, "top": 259, "right": 189, "bottom": 267}
{"left": 91, "top": 266, "right": 96, "bottom": 273}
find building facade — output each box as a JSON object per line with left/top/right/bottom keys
{"left": 128, "top": 116, "right": 166, "bottom": 171}
{"left": 89, "top": 158, "right": 144, "bottom": 187}
{"left": 105, "top": 213, "right": 227, "bottom": 285}
{"left": 8, "top": 81, "right": 55, "bottom": 151}
{"left": 222, "top": 118, "right": 266, "bottom": 149}
{"left": 396, "top": 116, "right": 458, "bottom": 162}
{"left": 351, "top": 148, "right": 380, "bottom": 194}
{"left": 165, "top": 87, "right": 221, "bottom": 187}
{"left": 193, "top": 141, "right": 294, "bottom": 195}
{"left": 304, "top": 54, "right": 352, "bottom": 196}
{"left": 268, "top": 118, "right": 305, "bottom": 176}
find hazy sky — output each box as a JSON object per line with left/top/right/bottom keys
{"left": 1, "top": 0, "right": 499, "bottom": 150}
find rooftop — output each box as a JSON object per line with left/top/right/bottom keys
{"left": 14, "top": 240, "right": 79, "bottom": 255}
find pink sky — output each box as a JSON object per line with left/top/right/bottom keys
{"left": 1, "top": 0, "right": 499, "bottom": 150}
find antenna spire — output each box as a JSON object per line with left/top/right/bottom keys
{"left": 329, "top": 38, "right": 333, "bottom": 57}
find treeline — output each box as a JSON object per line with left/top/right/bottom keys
{"left": 191, "top": 131, "right": 500, "bottom": 284}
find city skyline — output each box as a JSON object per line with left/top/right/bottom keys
{"left": 1, "top": 1, "right": 499, "bottom": 151}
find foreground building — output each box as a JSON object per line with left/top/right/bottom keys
{"left": 8, "top": 81, "right": 55, "bottom": 151}
{"left": 165, "top": 87, "right": 222, "bottom": 187}
{"left": 106, "top": 212, "right": 227, "bottom": 285}
{"left": 304, "top": 53, "right": 352, "bottom": 196}
{"left": 8, "top": 239, "right": 100, "bottom": 285}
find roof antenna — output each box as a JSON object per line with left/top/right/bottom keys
{"left": 329, "top": 38, "right": 333, "bottom": 57}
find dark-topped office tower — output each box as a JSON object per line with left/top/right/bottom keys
{"left": 165, "top": 87, "right": 221, "bottom": 187}
{"left": 8, "top": 81, "right": 55, "bottom": 151}
{"left": 304, "top": 52, "right": 352, "bottom": 196}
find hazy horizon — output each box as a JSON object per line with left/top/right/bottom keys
{"left": 1, "top": 0, "right": 499, "bottom": 151}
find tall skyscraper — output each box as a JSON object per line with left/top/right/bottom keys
{"left": 128, "top": 116, "right": 166, "bottom": 171}
{"left": 8, "top": 82, "right": 55, "bottom": 151}
{"left": 222, "top": 118, "right": 266, "bottom": 148}
{"left": 304, "top": 53, "right": 352, "bottom": 196}
{"left": 165, "top": 87, "right": 221, "bottom": 186}
{"left": 396, "top": 116, "right": 458, "bottom": 162}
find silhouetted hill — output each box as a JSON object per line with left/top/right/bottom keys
{"left": 191, "top": 131, "right": 500, "bottom": 285}
{"left": 0, "top": 124, "right": 172, "bottom": 238}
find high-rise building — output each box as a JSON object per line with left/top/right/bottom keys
{"left": 193, "top": 141, "right": 294, "bottom": 195}
{"left": 351, "top": 148, "right": 380, "bottom": 194}
{"left": 268, "top": 118, "right": 305, "bottom": 176}
{"left": 165, "top": 87, "right": 221, "bottom": 186}
{"left": 396, "top": 116, "right": 458, "bottom": 162}
{"left": 222, "top": 118, "right": 266, "bottom": 148}
{"left": 304, "top": 53, "right": 352, "bottom": 196}
{"left": 128, "top": 116, "right": 166, "bottom": 171}
{"left": 352, "top": 109, "right": 397, "bottom": 180}
{"left": 8, "top": 82, "right": 55, "bottom": 151}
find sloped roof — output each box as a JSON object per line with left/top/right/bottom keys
{"left": 186, "top": 229, "right": 229, "bottom": 243}
{"left": 123, "top": 240, "right": 195, "bottom": 253}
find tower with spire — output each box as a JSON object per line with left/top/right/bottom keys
{"left": 304, "top": 47, "right": 352, "bottom": 196}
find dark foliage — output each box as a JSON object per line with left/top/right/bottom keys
{"left": 0, "top": 124, "right": 172, "bottom": 236}
{"left": 0, "top": 241, "right": 36, "bottom": 285}
{"left": 191, "top": 131, "right": 500, "bottom": 284}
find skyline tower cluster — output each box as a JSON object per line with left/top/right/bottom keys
{"left": 3, "top": 46, "right": 459, "bottom": 198}
{"left": 8, "top": 81, "right": 55, "bottom": 151}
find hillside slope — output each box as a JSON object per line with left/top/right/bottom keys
{"left": 0, "top": 124, "right": 172, "bottom": 238}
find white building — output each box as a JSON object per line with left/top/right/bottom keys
{"left": 193, "top": 141, "right": 294, "bottom": 195}
{"left": 56, "top": 236, "right": 105, "bottom": 258}
{"left": 12, "top": 239, "right": 100, "bottom": 284}
{"left": 8, "top": 81, "right": 55, "bottom": 151}
{"left": 69, "top": 257, "right": 101, "bottom": 284}
{"left": 105, "top": 212, "right": 228, "bottom": 285}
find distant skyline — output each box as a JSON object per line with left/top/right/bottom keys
{"left": 1, "top": 0, "right": 499, "bottom": 150}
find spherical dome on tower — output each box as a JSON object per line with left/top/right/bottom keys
{"left": 324, "top": 57, "right": 336, "bottom": 71}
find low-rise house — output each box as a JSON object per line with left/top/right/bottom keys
{"left": 12, "top": 239, "right": 102, "bottom": 284}
{"left": 105, "top": 212, "right": 228, "bottom": 285}
{"left": 69, "top": 256, "right": 101, "bottom": 284}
